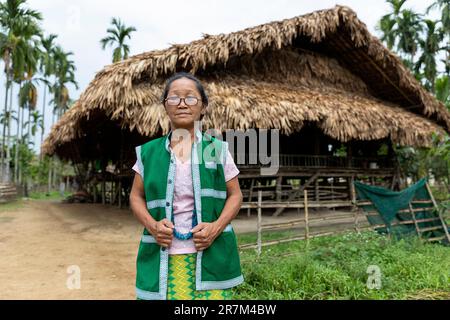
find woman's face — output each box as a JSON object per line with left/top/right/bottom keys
{"left": 164, "top": 77, "right": 206, "bottom": 129}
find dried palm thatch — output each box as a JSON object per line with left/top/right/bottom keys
{"left": 42, "top": 5, "right": 450, "bottom": 158}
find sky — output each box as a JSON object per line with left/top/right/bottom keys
{"left": 0, "top": 0, "right": 440, "bottom": 153}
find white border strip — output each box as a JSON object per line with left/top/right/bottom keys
{"left": 198, "top": 274, "right": 245, "bottom": 290}
{"left": 135, "top": 145, "right": 145, "bottom": 180}
{"left": 192, "top": 138, "right": 204, "bottom": 292}
{"left": 141, "top": 235, "right": 156, "bottom": 243}
{"left": 200, "top": 188, "right": 227, "bottom": 199}
{"left": 147, "top": 199, "right": 166, "bottom": 210}
{"left": 135, "top": 287, "right": 163, "bottom": 300}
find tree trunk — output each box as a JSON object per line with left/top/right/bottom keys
{"left": 19, "top": 87, "right": 25, "bottom": 186}
{"left": 27, "top": 104, "right": 31, "bottom": 146}
{"left": 47, "top": 111, "right": 55, "bottom": 195}
{"left": 1, "top": 78, "right": 10, "bottom": 182}
{"left": 52, "top": 157, "right": 57, "bottom": 190}
{"left": 14, "top": 82, "right": 23, "bottom": 184}
{"left": 47, "top": 156, "right": 52, "bottom": 195}
{"left": 4, "top": 83, "right": 13, "bottom": 183}
{"left": 39, "top": 85, "right": 47, "bottom": 162}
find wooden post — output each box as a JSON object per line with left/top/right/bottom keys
{"left": 314, "top": 178, "right": 319, "bottom": 202}
{"left": 275, "top": 176, "right": 282, "bottom": 202}
{"left": 304, "top": 189, "right": 309, "bottom": 246}
{"left": 93, "top": 180, "right": 98, "bottom": 203}
{"left": 118, "top": 131, "right": 124, "bottom": 209}
{"left": 247, "top": 178, "right": 255, "bottom": 217}
{"left": 349, "top": 175, "right": 356, "bottom": 204}
{"left": 257, "top": 190, "right": 262, "bottom": 258}
{"left": 331, "top": 177, "right": 335, "bottom": 211}
{"left": 111, "top": 179, "right": 114, "bottom": 204}
{"left": 118, "top": 179, "right": 122, "bottom": 209}
{"left": 347, "top": 142, "right": 353, "bottom": 168}
{"left": 350, "top": 175, "right": 359, "bottom": 233}
{"left": 101, "top": 173, "right": 106, "bottom": 205}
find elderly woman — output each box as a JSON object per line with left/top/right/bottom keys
{"left": 129, "top": 72, "right": 244, "bottom": 300}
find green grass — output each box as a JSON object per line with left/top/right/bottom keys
{"left": 233, "top": 230, "right": 450, "bottom": 299}
{"left": 0, "top": 191, "right": 70, "bottom": 212}
{"left": 238, "top": 229, "right": 302, "bottom": 245}
{"left": 0, "top": 199, "right": 24, "bottom": 212}
{"left": 28, "top": 190, "right": 71, "bottom": 200}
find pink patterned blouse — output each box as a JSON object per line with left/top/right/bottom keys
{"left": 132, "top": 140, "right": 239, "bottom": 255}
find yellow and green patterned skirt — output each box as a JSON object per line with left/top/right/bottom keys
{"left": 167, "top": 253, "right": 233, "bottom": 300}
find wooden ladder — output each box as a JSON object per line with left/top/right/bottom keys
{"left": 272, "top": 171, "right": 320, "bottom": 217}
{"left": 408, "top": 183, "right": 450, "bottom": 243}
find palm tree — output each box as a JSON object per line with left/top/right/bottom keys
{"left": 378, "top": 0, "right": 407, "bottom": 50}
{"left": 396, "top": 9, "right": 424, "bottom": 65}
{"left": 415, "top": 20, "right": 444, "bottom": 92}
{"left": 0, "top": 110, "right": 17, "bottom": 137}
{"left": 377, "top": 1, "right": 423, "bottom": 66}
{"left": 100, "top": 17, "right": 136, "bottom": 63}
{"left": 51, "top": 46, "right": 78, "bottom": 118}
{"left": 427, "top": 0, "right": 450, "bottom": 35}
{"left": 14, "top": 33, "right": 41, "bottom": 185}
{"left": 6, "top": 20, "right": 41, "bottom": 185}
{"left": 38, "top": 34, "right": 57, "bottom": 161}
{"left": 47, "top": 46, "right": 77, "bottom": 192}
{"left": 0, "top": 0, "right": 42, "bottom": 183}
{"left": 427, "top": 0, "right": 450, "bottom": 76}
{"left": 435, "top": 76, "right": 450, "bottom": 110}
{"left": 19, "top": 77, "right": 39, "bottom": 143}
{"left": 23, "top": 110, "right": 42, "bottom": 145}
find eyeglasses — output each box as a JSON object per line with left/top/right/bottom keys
{"left": 164, "top": 96, "right": 201, "bottom": 107}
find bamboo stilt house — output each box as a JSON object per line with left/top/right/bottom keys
{"left": 42, "top": 5, "right": 450, "bottom": 211}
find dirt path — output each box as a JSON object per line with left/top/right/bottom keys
{"left": 0, "top": 200, "right": 362, "bottom": 299}
{"left": 0, "top": 200, "right": 141, "bottom": 299}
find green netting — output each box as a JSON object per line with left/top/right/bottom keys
{"left": 354, "top": 178, "right": 449, "bottom": 242}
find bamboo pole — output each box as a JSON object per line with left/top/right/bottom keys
{"left": 257, "top": 190, "right": 262, "bottom": 258}
{"left": 247, "top": 178, "right": 255, "bottom": 217}
{"left": 409, "top": 202, "right": 422, "bottom": 239}
{"left": 241, "top": 200, "right": 353, "bottom": 209}
{"left": 304, "top": 189, "right": 309, "bottom": 245}
{"left": 261, "top": 212, "right": 358, "bottom": 230}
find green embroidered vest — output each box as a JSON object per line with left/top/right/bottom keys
{"left": 134, "top": 129, "right": 244, "bottom": 300}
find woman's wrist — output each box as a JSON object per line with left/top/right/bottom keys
{"left": 212, "top": 220, "right": 227, "bottom": 234}
{"left": 145, "top": 220, "right": 157, "bottom": 236}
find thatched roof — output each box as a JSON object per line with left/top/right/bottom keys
{"left": 42, "top": 5, "right": 450, "bottom": 159}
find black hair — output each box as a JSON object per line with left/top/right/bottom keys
{"left": 161, "top": 72, "right": 209, "bottom": 107}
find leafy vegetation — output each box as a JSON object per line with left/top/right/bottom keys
{"left": 377, "top": 0, "right": 449, "bottom": 192}
{"left": 234, "top": 230, "right": 450, "bottom": 299}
